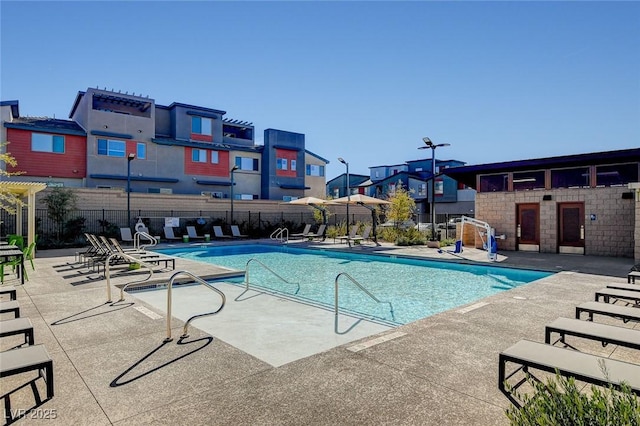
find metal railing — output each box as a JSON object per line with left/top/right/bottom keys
{"left": 134, "top": 231, "right": 157, "bottom": 250}
{"left": 104, "top": 252, "right": 157, "bottom": 303}
{"left": 165, "top": 271, "right": 226, "bottom": 342}
{"left": 334, "top": 272, "right": 395, "bottom": 334}
{"left": 235, "top": 258, "right": 299, "bottom": 301}
{"left": 269, "top": 227, "right": 289, "bottom": 243}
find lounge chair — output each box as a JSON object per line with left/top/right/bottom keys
{"left": 0, "top": 344, "right": 54, "bottom": 399}
{"left": 337, "top": 226, "right": 357, "bottom": 244}
{"left": 186, "top": 226, "right": 205, "bottom": 240}
{"left": 0, "top": 300, "right": 20, "bottom": 318}
{"left": 606, "top": 282, "right": 640, "bottom": 292}
{"left": 0, "top": 285, "right": 17, "bottom": 300}
{"left": 351, "top": 225, "right": 372, "bottom": 244}
{"left": 594, "top": 288, "right": 640, "bottom": 305}
{"left": 213, "top": 226, "right": 232, "bottom": 239}
{"left": 120, "top": 228, "right": 134, "bottom": 245}
{"left": 231, "top": 225, "right": 249, "bottom": 239}
{"left": 575, "top": 301, "right": 640, "bottom": 323}
{"left": 499, "top": 339, "right": 640, "bottom": 408}
{"left": 163, "top": 226, "right": 182, "bottom": 241}
{"left": 290, "top": 224, "right": 312, "bottom": 239}
{"left": 307, "top": 224, "right": 326, "bottom": 240}
{"left": 545, "top": 317, "right": 640, "bottom": 350}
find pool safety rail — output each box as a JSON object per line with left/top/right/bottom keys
{"left": 104, "top": 252, "right": 158, "bottom": 303}
{"left": 165, "top": 271, "right": 226, "bottom": 342}
{"left": 134, "top": 231, "right": 158, "bottom": 251}
{"left": 334, "top": 272, "right": 395, "bottom": 334}
{"left": 270, "top": 227, "right": 289, "bottom": 244}
{"left": 236, "top": 258, "right": 299, "bottom": 301}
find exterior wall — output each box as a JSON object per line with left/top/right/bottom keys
{"left": 636, "top": 190, "right": 640, "bottom": 262}
{"left": 304, "top": 152, "right": 327, "bottom": 198}
{"left": 475, "top": 186, "right": 635, "bottom": 257}
{"left": 6, "top": 128, "right": 87, "bottom": 179}
{"left": 261, "top": 129, "right": 306, "bottom": 200}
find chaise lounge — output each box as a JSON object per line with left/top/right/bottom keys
{"left": 575, "top": 301, "right": 640, "bottom": 323}
{"left": 545, "top": 317, "right": 640, "bottom": 350}
{"left": 499, "top": 339, "right": 640, "bottom": 407}
{"left": 594, "top": 288, "right": 640, "bottom": 305}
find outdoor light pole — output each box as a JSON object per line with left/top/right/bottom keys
{"left": 338, "top": 157, "right": 350, "bottom": 245}
{"left": 127, "top": 153, "right": 135, "bottom": 228}
{"left": 419, "top": 137, "right": 450, "bottom": 241}
{"left": 230, "top": 165, "right": 239, "bottom": 224}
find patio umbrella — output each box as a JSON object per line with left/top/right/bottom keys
{"left": 286, "top": 197, "right": 337, "bottom": 237}
{"left": 333, "top": 194, "right": 390, "bottom": 244}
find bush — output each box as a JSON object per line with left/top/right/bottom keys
{"left": 505, "top": 372, "right": 640, "bottom": 425}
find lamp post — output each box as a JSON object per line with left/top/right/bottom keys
{"left": 419, "top": 137, "right": 450, "bottom": 241}
{"left": 338, "top": 157, "right": 350, "bottom": 245}
{"left": 127, "top": 153, "right": 135, "bottom": 228}
{"left": 230, "top": 165, "right": 239, "bottom": 224}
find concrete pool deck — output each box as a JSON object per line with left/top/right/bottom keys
{"left": 1, "top": 240, "right": 639, "bottom": 424}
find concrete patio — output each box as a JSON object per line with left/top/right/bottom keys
{"left": 1, "top": 240, "right": 639, "bottom": 425}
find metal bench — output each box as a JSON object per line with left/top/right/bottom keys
{"left": 545, "top": 317, "right": 640, "bottom": 350}
{"left": 0, "top": 300, "right": 20, "bottom": 318}
{"left": 0, "top": 317, "right": 34, "bottom": 346}
{"left": 576, "top": 301, "right": 640, "bottom": 323}
{"left": 0, "top": 285, "right": 17, "bottom": 300}
{"left": 499, "top": 339, "right": 640, "bottom": 407}
{"left": 595, "top": 288, "right": 640, "bottom": 305}
{"left": 0, "top": 344, "right": 54, "bottom": 399}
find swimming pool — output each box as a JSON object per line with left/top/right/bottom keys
{"left": 158, "top": 245, "right": 552, "bottom": 325}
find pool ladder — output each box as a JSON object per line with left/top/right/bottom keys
{"left": 134, "top": 231, "right": 158, "bottom": 250}
{"left": 236, "top": 258, "right": 299, "bottom": 300}
{"left": 334, "top": 272, "right": 395, "bottom": 334}
{"left": 270, "top": 227, "right": 289, "bottom": 244}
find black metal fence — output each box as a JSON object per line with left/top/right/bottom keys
{"left": 0, "top": 208, "right": 470, "bottom": 246}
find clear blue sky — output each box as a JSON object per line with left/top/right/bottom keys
{"left": 2, "top": 1, "right": 638, "bottom": 181}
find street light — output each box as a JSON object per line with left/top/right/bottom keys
{"left": 127, "top": 153, "right": 135, "bottom": 228}
{"left": 230, "top": 165, "right": 239, "bottom": 224}
{"left": 338, "top": 157, "right": 350, "bottom": 246}
{"left": 419, "top": 137, "right": 450, "bottom": 241}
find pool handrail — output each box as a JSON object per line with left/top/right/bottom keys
{"left": 165, "top": 271, "right": 226, "bottom": 342}
{"left": 134, "top": 231, "right": 157, "bottom": 250}
{"left": 238, "top": 258, "right": 300, "bottom": 300}
{"left": 269, "top": 227, "right": 289, "bottom": 244}
{"left": 104, "top": 252, "right": 156, "bottom": 303}
{"left": 334, "top": 272, "right": 395, "bottom": 334}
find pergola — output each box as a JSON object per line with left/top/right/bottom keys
{"left": 0, "top": 181, "right": 47, "bottom": 250}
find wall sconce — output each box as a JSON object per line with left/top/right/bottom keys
{"left": 542, "top": 194, "right": 552, "bottom": 201}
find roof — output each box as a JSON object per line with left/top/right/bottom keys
{"left": 0, "top": 100, "right": 19, "bottom": 117}
{"left": 163, "top": 102, "right": 226, "bottom": 116}
{"left": 4, "top": 117, "right": 86, "bottom": 136}
{"left": 443, "top": 148, "right": 640, "bottom": 188}
{"left": 304, "top": 149, "right": 330, "bottom": 164}
{"left": 325, "top": 173, "right": 370, "bottom": 186}
{"left": 362, "top": 171, "right": 425, "bottom": 187}
{"left": 152, "top": 137, "right": 263, "bottom": 153}
{"left": 0, "top": 181, "right": 47, "bottom": 197}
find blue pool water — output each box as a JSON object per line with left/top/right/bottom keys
{"left": 158, "top": 245, "right": 552, "bottom": 325}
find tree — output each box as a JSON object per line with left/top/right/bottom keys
{"left": 385, "top": 181, "right": 415, "bottom": 229}
{"left": 0, "top": 141, "right": 25, "bottom": 214}
{"left": 42, "top": 187, "right": 78, "bottom": 241}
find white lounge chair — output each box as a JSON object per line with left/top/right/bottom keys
{"left": 351, "top": 225, "right": 372, "bottom": 244}
{"left": 231, "top": 225, "right": 248, "bottom": 239}
{"left": 213, "top": 226, "right": 232, "bottom": 239}
{"left": 120, "top": 228, "right": 134, "bottom": 244}
{"left": 187, "top": 226, "right": 205, "bottom": 240}
{"left": 163, "top": 226, "right": 182, "bottom": 241}
{"left": 307, "top": 224, "right": 326, "bottom": 240}
{"left": 337, "top": 226, "right": 357, "bottom": 244}
{"left": 290, "top": 224, "right": 312, "bottom": 239}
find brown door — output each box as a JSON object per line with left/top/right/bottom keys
{"left": 517, "top": 203, "right": 539, "bottom": 251}
{"left": 558, "top": 202, "right": 585, "bottom": 254}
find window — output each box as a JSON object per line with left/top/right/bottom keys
{"left": 596, "top": 163, "right": 638, "bottom": 187}
{"left": 418, "top": 183, "right": 426, "bottom": 196}
{"left": 137, "top": 143, "right": 146, "bottom": 160}
{"left": 191, "top": 117, "right": 212, "bottom": 135}
{"left": 513, "top": 170, "right": 545, "bottom": 191}
{"left": 276, "top": 158, "right": 288, "bottom": 170}
{"left": 551, "top": 168, "right": 590, "bottom": 189}
{"left": 479, "top": 174, "right": 508, "bottom": 192}
{"left": 32, "top": 133, "right": 64, "bottom": 153}
{"left": 192, "top": 149, "right": 207, "bottom": 162}
{"left": 235, "top": 156, "right": 259, "bottom": 171}
{"left": 211, "top": 150, "right": 219, "bottom": 164}
{"left": 306, "top": 164, "right": 325, "bottom": 176}
{"left": 291, "top": 159, "right": 296, "bottom": 171}
{"left": 97, "top": 138, "right": 125, "bottom": 157}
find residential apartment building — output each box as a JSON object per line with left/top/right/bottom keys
{"left": 1, "top": 88, "right": 328, "bottom": 201}
{"left": 443, "top": 149, "right": 640, "bottom": 258}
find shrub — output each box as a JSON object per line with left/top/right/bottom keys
{"left": 505, "top": 372, "right": 640, "bottom": 425}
